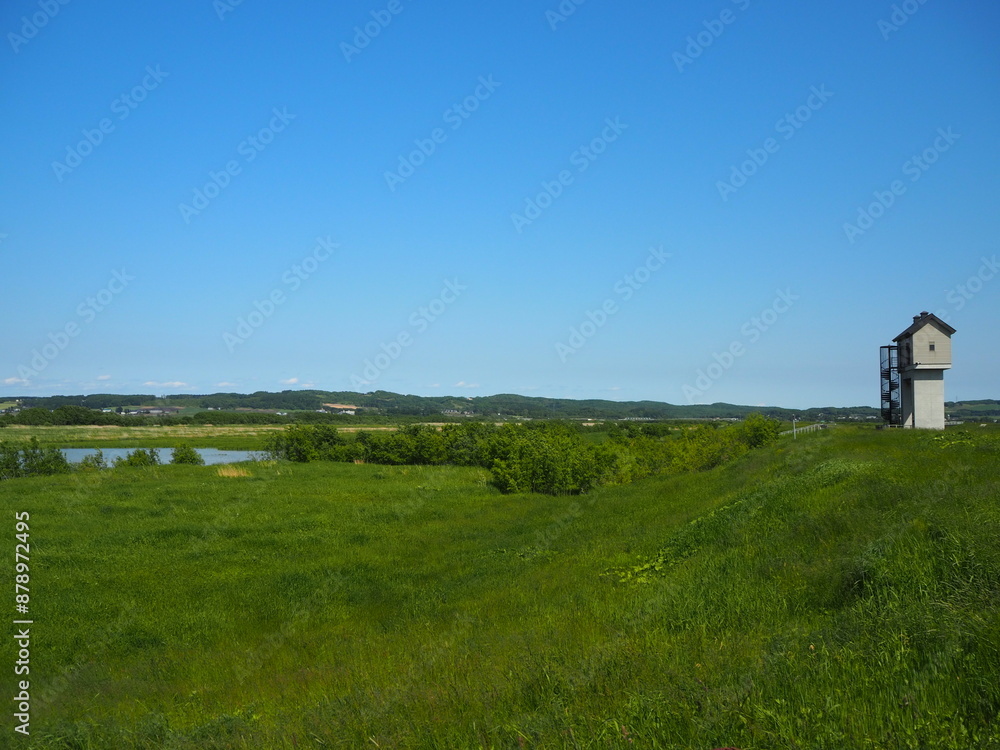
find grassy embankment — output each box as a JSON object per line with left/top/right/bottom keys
{"left": 1, "top": 425, "right": 998, "bottom": 749}
{"left": 1, "top": 421, "right": 816, "bottom": 452}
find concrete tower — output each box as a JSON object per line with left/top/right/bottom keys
{"left": 891, "top": 311, "right": 956, "bottom": 430}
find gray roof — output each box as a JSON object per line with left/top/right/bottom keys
{"left": 893, "top": 311, "right": 957, "bottom": 342}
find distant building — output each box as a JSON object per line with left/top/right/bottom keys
{"left": 130, "top": 406, "right": 182, "bottom": 416}
{"left": 323, "top": 403, "right": 359, "bottom": 415}
{"left": 881, "top": 311, "right": 955, "bottom": 430}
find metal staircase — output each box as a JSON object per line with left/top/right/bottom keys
{"left": 880, "top": 345, "right": 901, "bottom": 426}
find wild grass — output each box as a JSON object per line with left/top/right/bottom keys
{"left": 0, "top": 424, "right": 394, "bottom": 451}
{"left": 0, "top": 426, "right": 997, "bottom": 748}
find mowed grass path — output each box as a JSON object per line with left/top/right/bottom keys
{"left": 1, "top": 427, "right": 998, "bottom": 748}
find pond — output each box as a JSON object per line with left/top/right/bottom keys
{"left": 61, "top": 448, "right": 263, "bottom": 465}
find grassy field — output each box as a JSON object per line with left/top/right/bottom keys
{"left": 0, "top": 424, "right": 397, "bottom": 451}
{"left": 1, "top": 426, "right": 998, "bottom": 748}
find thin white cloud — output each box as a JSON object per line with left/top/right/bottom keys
{"left": 454, "top": 381, "right": 480, "bottom": 389}
{"left": 216, "top": 381, "right": 237, "bottom": 387}
{"left": 280, "top": 378, "right": 299, "bottom": 385}
{"left": 97, "top": 374, "right": 112, "bottom": 381}
{"left": 143, "top": 381, "right": 189, "bottom": 388}
{"left": 3, "top": 377, "right": 28, "bottom": 386}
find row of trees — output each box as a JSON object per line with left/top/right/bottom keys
{"left": 1, "top": 406, "right": 444, "bottom": 428}
{"left": 263, "top": 416, "right": 782, "bottom": 495}
{"left": 78, "top": 446, "right": 206, "bottom": 469}
{"left": 0, "top": 442, "right": 206, "bottom": 480}
{"left": 0, "top": 406, "right": 293, "bottom": 427}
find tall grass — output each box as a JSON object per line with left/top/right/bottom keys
{"left": 1, "top": 427, "right": 997, "bottom": 748}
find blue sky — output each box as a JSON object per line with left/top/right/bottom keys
{"left": 2, "top": 0, "right": 998, "bottom": 407}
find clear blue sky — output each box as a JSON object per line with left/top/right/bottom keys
{"left": 2, "top": 0, "right": 998, "bottom": 407}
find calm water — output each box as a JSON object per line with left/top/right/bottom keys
{"left": 61, "top": 448, "right": 262, "bottom": 465}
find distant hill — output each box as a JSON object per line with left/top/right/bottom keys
{"left": 945, "top": 399, "right": 1000, "bottom": 420}
{"left": 10, "top": 389, "right": 891, "bottom": 421}
{"left": 10, "top": 390, "right": 996, "bottom": 422}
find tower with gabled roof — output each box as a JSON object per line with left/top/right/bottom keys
{"left": 885, "top": 311, "right": 956, "bottom": 430}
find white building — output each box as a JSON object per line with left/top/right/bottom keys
{"left": 892, "top": 311, "right": 956, "bottom": 430}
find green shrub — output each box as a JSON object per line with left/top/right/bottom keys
{"left": 113, "top": 448, "right": 160, "bottom": 468}
{"left": 263, "top": 425, "right": 349, "bottom": 462}
{"left": 736, "top": 412, "right": 782, "bottom": 449}
{"left": 170, "top": 446, "right": 205, "bottom": 465}
{"left": 259, "top": 417, "right": 782, "bottom": 495}
{"left": 79, "top": 449, "right": 109, "bottom": 470}
{"left": 0, "top": 439, "right": 71, "bottom": 480}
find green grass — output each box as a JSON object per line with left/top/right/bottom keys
{"left": 1, "top": 427, "right": 998, "bottom": 748}
{"left": 0, "top": 424, "right": 394, "bottom": 451}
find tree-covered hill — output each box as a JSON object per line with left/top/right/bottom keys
{"left": 10, "top": 389, "right": 894, "bottom": 421}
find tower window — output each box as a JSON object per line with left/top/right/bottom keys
{"left": 929, "top": 342, "right": 936, "bottom": 351}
